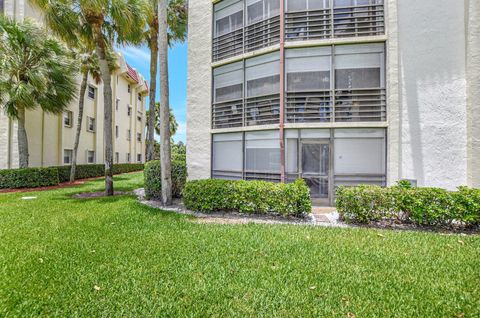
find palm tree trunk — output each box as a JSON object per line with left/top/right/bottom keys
{"left": 92, "top": 25, "right": 114, "bottom": 196}
{"left": 147, "top": 8, "right": 159, "bottom": 162}
{"left": 158, "top": 0, "right": 172, "bottom": 205}
{"left": 70, "top": 70, "right": 89, "bottom": 182}
{"left": 17, "top": 107, "right": 29, "bottom": 168}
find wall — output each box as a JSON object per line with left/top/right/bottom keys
{"left": 396, "top": 0, "right": 468, "bottom": 190}
{"left": 186, "top": 0, "right": 212, "bottom": 180}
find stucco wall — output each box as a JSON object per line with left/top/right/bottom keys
{"left": 396, "top": 0, "right": 468, "bottom": 189}
{"left": 186, "top": 0, "right": 212, "bottom": 180}
{"left": 466, "top": 0, "right": 480, "bottom": 188}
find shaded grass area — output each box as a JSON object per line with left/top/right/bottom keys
{"left": 0, "top": 172, "right": 479, "bottom": 317}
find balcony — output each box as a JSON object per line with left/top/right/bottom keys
{"left": 334, "top": 88, "right": 386, "bottom": 122}
{"left": 212, "top": 98, "right": 244, "bottom": 129}
{"left": 212, "top": 28, "right": 244, "bottom": 62}
{"left": 285, "top": 9, "right": 331, "bottom": 41}
{"left": 245, "top": 93, "right": 280, "bottom": 126}
{"left": 245, "top": 15, "right": 281, "bottom": 53}
{"left": 333, "top": 3, "right": 385, "bottom": 38}
{"left": 285, "top": 90, "right": 333, "bottom": 123}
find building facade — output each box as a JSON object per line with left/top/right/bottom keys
{"left": 0, "top": 0, "right": 148, "bottom": 169}
{"left": 187, "top": 0, "right": 480, "bottom": 205}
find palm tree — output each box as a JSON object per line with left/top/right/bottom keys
{"left": 145, "top": 0, "right": 187, "bottom": 161}
{"left": 32, "top": 0, "right": 146, "bottom": 195}
{"left": 70, "top": 52, "right": 101, "bottom": 182}
{"left": 158, "top": 0, "right": 172, "bottom": 205}
{"left": 0, "top": 17, "right": 77, "bottom": 168}
{"left": 146, "top": 102, "right": 178, "bottom": 137}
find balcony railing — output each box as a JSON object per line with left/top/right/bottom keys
{"left": 334, "top": 88, "right": 386, "bottom": 122}
{"left": 245, "top": 15, "right": 281, "bottom": 53}
{"left": 212, "top": 28, "right": 244, "bottom": 62}
{"left": 212, "top": 169, "right": 243, "bottom": 180}
{"left": 285, "top": 9, "right": 331, "bottom": 41}
{"left": 212, "top": 98, "right": 244, "bottom": 129}
{"left": 285, "top": 90, "right": 333, "bottom": 123}
{"left": 245, "top": 171, "right": 281, "bottom": 182}
{"left": 245, "top": 93, "right": 280, "bottom": 126}
{"left": 333, "top": 3, "right": 385, "bottom": 37}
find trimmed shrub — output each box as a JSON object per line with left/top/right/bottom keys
{"left": 144, "top": 159, "right": 187, "bottom": 200}
{"left": 0, "top": 167, "right": 59, "bottom": 189}
{"left": 336, "top": 184, "right": 480, "bottom": 227}
{"left": 183, "top": 178, "right": 311, "bottom": 217}
{"left": 56, "top": 164, "right": 144, "bottom": 183}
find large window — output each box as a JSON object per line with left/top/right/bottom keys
{"left": 245, "top": 52, "right": 280, "bottom": 126}
{"left": 245, "top": 130, "right": 281, "bottom": 181}
{"left": 213, "top": 0, "right": 244, "bottom": 61}
{"left": 246, "top": 0, "right": 279, "bottom": 25}
{"left": 213, "top": 62, "right": 244, "bottom": 129}
{"left": 212, "top": 133, "right": 244, "bottom": 180}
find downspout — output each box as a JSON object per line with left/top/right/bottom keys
{"left": 279, "top": 0, "right": 286, "bottom": 183}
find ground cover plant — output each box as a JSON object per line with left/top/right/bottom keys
{"left": 0, "top": 172, "right": 479, "bottom": 317}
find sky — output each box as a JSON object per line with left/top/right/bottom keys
{"left": 118, "top": 42, "right": 188, "bottom": 143}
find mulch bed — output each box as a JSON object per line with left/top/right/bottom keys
{"left": 0, "top": 179, "right": 94, "bottom": 194}
{"left": 72, "top": 191, "right": 129, "bottom": 199}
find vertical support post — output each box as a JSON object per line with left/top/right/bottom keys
{"left": 279, "top": 0, "right": 286, "bottom": 183}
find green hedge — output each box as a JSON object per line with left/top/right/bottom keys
{"left": 182, "top": 178, "right": 311, "bottom": 217}
{"left": 144, "top": 159, "right": 187, "bottom": 200}
{"left": 0, "top": 164, "right": 144, "bottom": 189}
{"left": 336, "top": 184, "right": 480, "bottom": 227}
{"left": 55, "top": 164, "right": 144, "bottom": 183}
{"left": 0, "top": 167, "right": 59, "bottom": 189}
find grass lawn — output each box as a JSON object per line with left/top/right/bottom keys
{"left": 0, "top": 172, "right": 479, "bottom": 317}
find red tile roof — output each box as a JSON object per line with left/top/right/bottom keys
{"left": 126, "top": 64, "right": 139, "bottom": 83}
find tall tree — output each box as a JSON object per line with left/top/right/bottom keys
{"left": 70, "top": 53, "right": 101, "bottom": 182}
{"left": 0, "top": 17, "right": 77, "bottom": 168}
{"left": 145, "top": 0, "right": 186, "bottom": 161}
{"left": 158, "top": 0, "right": 172, "bottom": 205}
{"left": 32, "top": 0, "right": 146, "bottom": 195}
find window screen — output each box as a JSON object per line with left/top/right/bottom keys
{"left": 334, "top": 128, "right": 385, "bottom": 174}
{"left": 246, "top": 52, "right": 280, "bottom": 97}
{"left": 334, "top": 44, "right": 385, "bottom": 89}
{"left": 247, "top": 0, "right": 280, "bottom": 25}
{"left": 245, "top": 130, "right": 280, "bottom": 172}
{"left": 215, "top": 0, "right": 244, "bottom": 37}
{"left": 287, "top": 0, "right": 329, "bottom": 12}
{"left": 334, "top": 0, "right": 382, "bottom": 7}
{"left": 212, "top": 133, "right": 243, "bottom": 174}
{"left": 286, "top": 47, "right": 331, "bottom": 91}
{"left": 214, "top": 62, "right": 244, "bottom": 102}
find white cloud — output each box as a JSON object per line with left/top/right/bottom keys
{"left": 118, "top": 46, "right": 151, "bottom": 64}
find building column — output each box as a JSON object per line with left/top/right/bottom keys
{"left": 279, "top": 0, "right": 286, "bottom": 182}
{"left": 466, "top": 0, "right": 480, "bottom": 187}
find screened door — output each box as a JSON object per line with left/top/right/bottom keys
{"left": 301, "top": 140, "right": 330, "bottom": 199}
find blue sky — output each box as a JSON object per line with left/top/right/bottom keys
{"left": 119, "top": 42, "right": 188, "bottom": 143}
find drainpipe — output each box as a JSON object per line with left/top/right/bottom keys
{"left": 279, "top": 0, "right": 286, "bottom": 183}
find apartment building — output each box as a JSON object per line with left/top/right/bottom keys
{"left": 0, "top": 0, "right": 148, "bottom": 169}
{"left": 187, "top": 0, "right": 480, "bottom": 205}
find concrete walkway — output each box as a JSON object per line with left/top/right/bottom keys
{"left": 134, "top": 188, "right": 345, "bottom": 227}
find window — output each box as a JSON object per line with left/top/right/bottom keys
{"left": 137, "top": 133, "right": 142, "bottom": 142}
{"left": 214, "top": 0, "right": 243, "bottom": 37}
{"left": 115, "top": 125, "right": 119, "bottom": 138}
{"left": 116, "top": 98, "right": 120, "bottom": 111}
{"left": 63, "top": 111, "right": 73, "bottom": 127}
{"left": 127, "top": 129, "right": 131, "bottom": 140}
{"left": 63, "top": 149, "right": 72, "bottom": 165}
{"left": 128, "top": 84, "right": 131, "bottom": 93}
{"left": 88, "top": 85, "right": 95, "bottom": 99}
{"left": 137, "top": 154, "right": 142, "bottom": 163}
{"left": 245, "top": 130, "right": 281, "bottom": 175}
{"left": 126, "top": 153, "right": 131, "bottom": 163}
{"left": 127, "top": 106, "right": 132, "bottom": 116}
{"left": 246, "top": 52, "right": 280, "bottom": 98}
{"left": 137, "top": 112, "right": 142, "bottom": 122}
{"left": 115, "top": 152, "right": 119, "bottom": 164}
{"left": 87, "top": 150, "right": 95, "bottom": 164}
{"left": 246, "top": 0, "right": 280, "bottom": 25}
{"left": 214, "top": 62, "right": 244, "bottom": 103}
{"left": 137, "top": 93, "right": 142, "bottom": 101}
{"left": 286, "top": 0, "right": 329, "bottom": 12}
{"left": 87, "top": 117, "right": 95, "bottom": 132}
{"left": 212, "top": 133, "right": 243, "bottom": 180}
{"left": 286, "top": 47, "right": 331, "bottom": 91}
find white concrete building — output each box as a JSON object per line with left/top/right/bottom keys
{"left": 187, "top": 0, "right": 480, "bottom": 205}
{"left": 0, "top": 0, "right": 148, "bottom": 168}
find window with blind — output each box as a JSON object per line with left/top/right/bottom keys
{"left": 212, "top": 133, "right": 244, "bottom": 180}
{"left": 245, "top": 130, "right": 281, "bottom": 181}
{"left": 213, "top": 62, "right": 244, "bottom": 129}
{"left": 213, "top": 0, "right": 244, "bottom": 61}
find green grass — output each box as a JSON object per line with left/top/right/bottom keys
{"left": 0, "top": 172, "right": 479, "bottom": 317}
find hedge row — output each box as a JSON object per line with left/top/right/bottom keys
{"left": 144, "top": 160, "right": 187, "bottom": 200}
{"left": 0, "top": 167, "right": 59, "bottom": 189}
{"left": 0, "top": 164, "right": 144, "bottom": 189}
{"left": 336, "top": 184, "right": 480, "bottom": 227}
{"left": 183, "top": 178, "right": 311, "bottom": 217}
{"left": 56, "top": 163, "right": 144, "bottom": 183}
